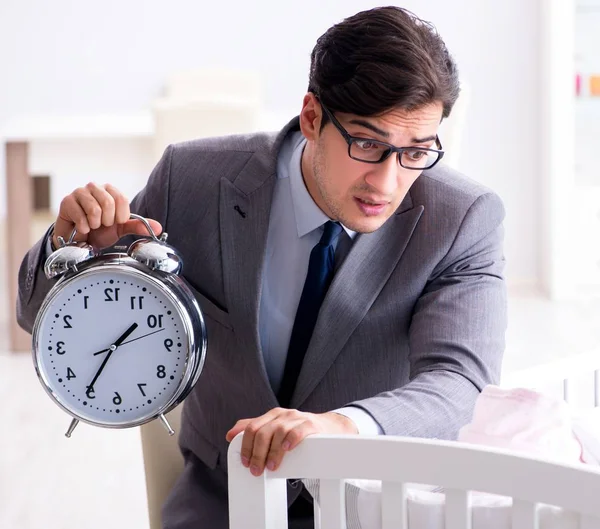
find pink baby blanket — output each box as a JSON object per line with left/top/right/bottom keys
{"left": 458, "top": 385, "right": 600, "bottom": 465}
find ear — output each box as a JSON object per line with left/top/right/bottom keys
{"left": 299, "top": 92, "right": 322, "bottom": 141}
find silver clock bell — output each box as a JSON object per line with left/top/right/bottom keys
{"left": 127, "top": 215, "right": 183, "bottom": 274}
{"left": 44, "top": 213, "right": 182, "bottom": 279}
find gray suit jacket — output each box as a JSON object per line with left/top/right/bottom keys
{"left": 17, "top": 118, "right": 507, "bottom": 529}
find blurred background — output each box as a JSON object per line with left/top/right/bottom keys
{"left": 0, "top": 0, "right": 599, "bottom": 527}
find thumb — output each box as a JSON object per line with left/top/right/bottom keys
{"left": 118, "top": 218, "right": 163, "bottom": 238}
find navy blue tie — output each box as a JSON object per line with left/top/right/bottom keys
{"left": 278, "top": 221, "right": 343, "bottom": 407}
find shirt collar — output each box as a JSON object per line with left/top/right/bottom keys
{"left": 287, "top": 132, "right": 356, "bottom": 240}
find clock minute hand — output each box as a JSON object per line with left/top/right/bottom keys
{"left": 92, "top": 328, "right": 165, "bottom": 355}
{"left": 87, "top": 322, "right": 139, "bottom": 392}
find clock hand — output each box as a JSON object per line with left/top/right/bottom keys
{"left": 113, "top": 322, "right": 139, "bottom": 347}
{"left": 92, "top": 328, "right": 165, "bottom": 355}
{"left": 121, "top": 327, "right": 166, "bottom": 346}
{"left": 87, "top": 322, "right": 138, "bottom": 392}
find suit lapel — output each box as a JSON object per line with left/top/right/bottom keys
{"left": 220, "top": 176, "right": 277, "bottom": 406}
{"left": 218, "top": 119, "right": 300, "bottom": 408}
{"left": 291, "top": 195, "right": 424, "bottom": 409}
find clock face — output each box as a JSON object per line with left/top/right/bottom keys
{"left": 34, "top": 267, "right": 191, "bottom": 426}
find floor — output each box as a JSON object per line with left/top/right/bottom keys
{"left": 1, "top": 216, "right": 600, "bottom": 529}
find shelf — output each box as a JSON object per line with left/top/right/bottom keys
{"left": 0, "top": 110, "right": 293, "bottom": 143}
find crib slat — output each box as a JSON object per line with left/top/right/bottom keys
{"left": 594, "top": 370, "right": 599, "bottom": 407}
{"left": 445, "top": 489, "right": 471, "bottom": 529}
{"left": 381, "top": 482, "right": 408, "bottom": 529}
{"left": 512, "top": 500, "right": 539, "bottom": 529}
{"left": 313, "top": 499, "right": 321, "bottom": 529}
{"left": 319, "top": 479, "right": 346, "bottom": 529}
{"left": 563, "top": 378, "right": 571, "bottom": 403}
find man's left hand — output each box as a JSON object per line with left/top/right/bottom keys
{"left": 225, "top": 408, "right": 358, "bottom": 476}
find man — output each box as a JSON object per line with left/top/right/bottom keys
{"left": 16, "top": 6, "right": 507, "bottom": 529}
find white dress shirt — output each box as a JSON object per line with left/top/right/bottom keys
{"left": 258, "top": 130, "right": 382, "bottom": 435}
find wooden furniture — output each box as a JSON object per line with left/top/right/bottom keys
{"left": 2, "top": 113, "right": 154, "bottom": 352}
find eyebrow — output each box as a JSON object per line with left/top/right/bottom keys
{"left": 411, "top": 135, "right": 437, "bottom": 144}
{"left": 348, "top": 119, "right": 390, "bottom": 138}
{"left": 348, "top": 119, "right": 437, "bottom": 145}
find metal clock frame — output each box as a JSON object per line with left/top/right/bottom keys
{"left": 32, "top": 253, "right": 207, "bottom": 437}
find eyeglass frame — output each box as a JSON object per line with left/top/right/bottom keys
{"left": 318, "top": 100, "right": 445, "bottom": 170}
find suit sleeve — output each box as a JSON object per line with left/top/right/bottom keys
{"left": 349, "top": 192, "right": 507, "bottom": 440}
{"left": 16, "top": 146, "right": 173, "bottom": 334}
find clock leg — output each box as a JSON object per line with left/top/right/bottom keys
{"left": 159, "top": 414, "right": 175, "bottom": 436}
{"left": 65, "top": 418, "right": 79, "bottom": 438}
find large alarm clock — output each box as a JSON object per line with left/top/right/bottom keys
{"left": 32, "top": 214, "right": 207, "bottom": 438}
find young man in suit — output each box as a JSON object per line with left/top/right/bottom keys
{"left": 17, "top": 6, "right": 507, "bottom": 528}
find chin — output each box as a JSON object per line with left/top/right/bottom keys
{"left": 342, "top": 215, "right": 388, "bottom": 234}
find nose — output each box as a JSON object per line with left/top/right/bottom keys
{"left": 363, "top": 153, "right": 400, "bottom": 197}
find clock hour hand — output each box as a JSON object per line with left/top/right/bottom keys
{"left": 113, "top": 322, "right": 139, "bottom": 347}
{"left": 87, "top": 322, "right": 139, "bottom": 392}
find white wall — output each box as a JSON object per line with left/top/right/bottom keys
{"left": 0, "top": 0, "right": 541, "bottom": 288}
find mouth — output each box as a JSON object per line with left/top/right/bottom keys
{"left": 354, "top": 197, "right": 389, "bottom": 216}
{"left": 355, "top": 197, "right": 388, "bottom": 206}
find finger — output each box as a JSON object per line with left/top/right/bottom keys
{"left": 73, "top": 186, "right": 103, "bottom": 230}
{"left": 87, "top": 182, "right": 116, "bottom": 228}
{"left": 247, "top": 420, "right": 283, "bottom": 476}
{"left": 282, "top": 418, "right": 320, "bottom": 452}
{"left": 104, "top": 184, "right": 131, "bottom": 225}
{"left": 265, "top": 419, "right": 305, "bottom": 472}
{"left": 248, "top": 410, "right": 301, "bottom": 475}
{"left": 56, "top": 195, "right": 91, "bottom": 237}
{"left": 239, "top": 409, "right": 285, "bottom": 471}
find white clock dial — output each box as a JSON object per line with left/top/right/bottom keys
{"left": 34, "top": 268, "right": 191, "bottom": 426}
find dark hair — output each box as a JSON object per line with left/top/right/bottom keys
{"left": 308, "top": 6, "right": 459, "bottom": 124}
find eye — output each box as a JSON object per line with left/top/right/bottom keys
{"left": 404, "top": 149, "right": 427, "bottom": 161}
{"left": 354, "top": 139, "right": 383, "bottom": 151}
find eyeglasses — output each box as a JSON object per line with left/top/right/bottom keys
{"left": 319, "top": 101, "right": 444, "bottom": 170}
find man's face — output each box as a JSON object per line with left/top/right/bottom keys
{"left": 300, "top": 95, "right": 444, "bottom": 233}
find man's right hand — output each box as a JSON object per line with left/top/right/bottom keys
{"left": 53, "top": 182, "right": 162, "bottom": 250}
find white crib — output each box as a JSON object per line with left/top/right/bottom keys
{"left": 227, "top": 353, "right": 600, "bottom": 529}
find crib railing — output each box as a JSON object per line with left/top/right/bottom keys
{"left": 228, "top": 434, "right": 600, "bottom": 529}
{"left": 502, "top": 348, "right": 600, "bottom": 407}
{"left": 228, "top": 350, "right": 600, "bottom": 529}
